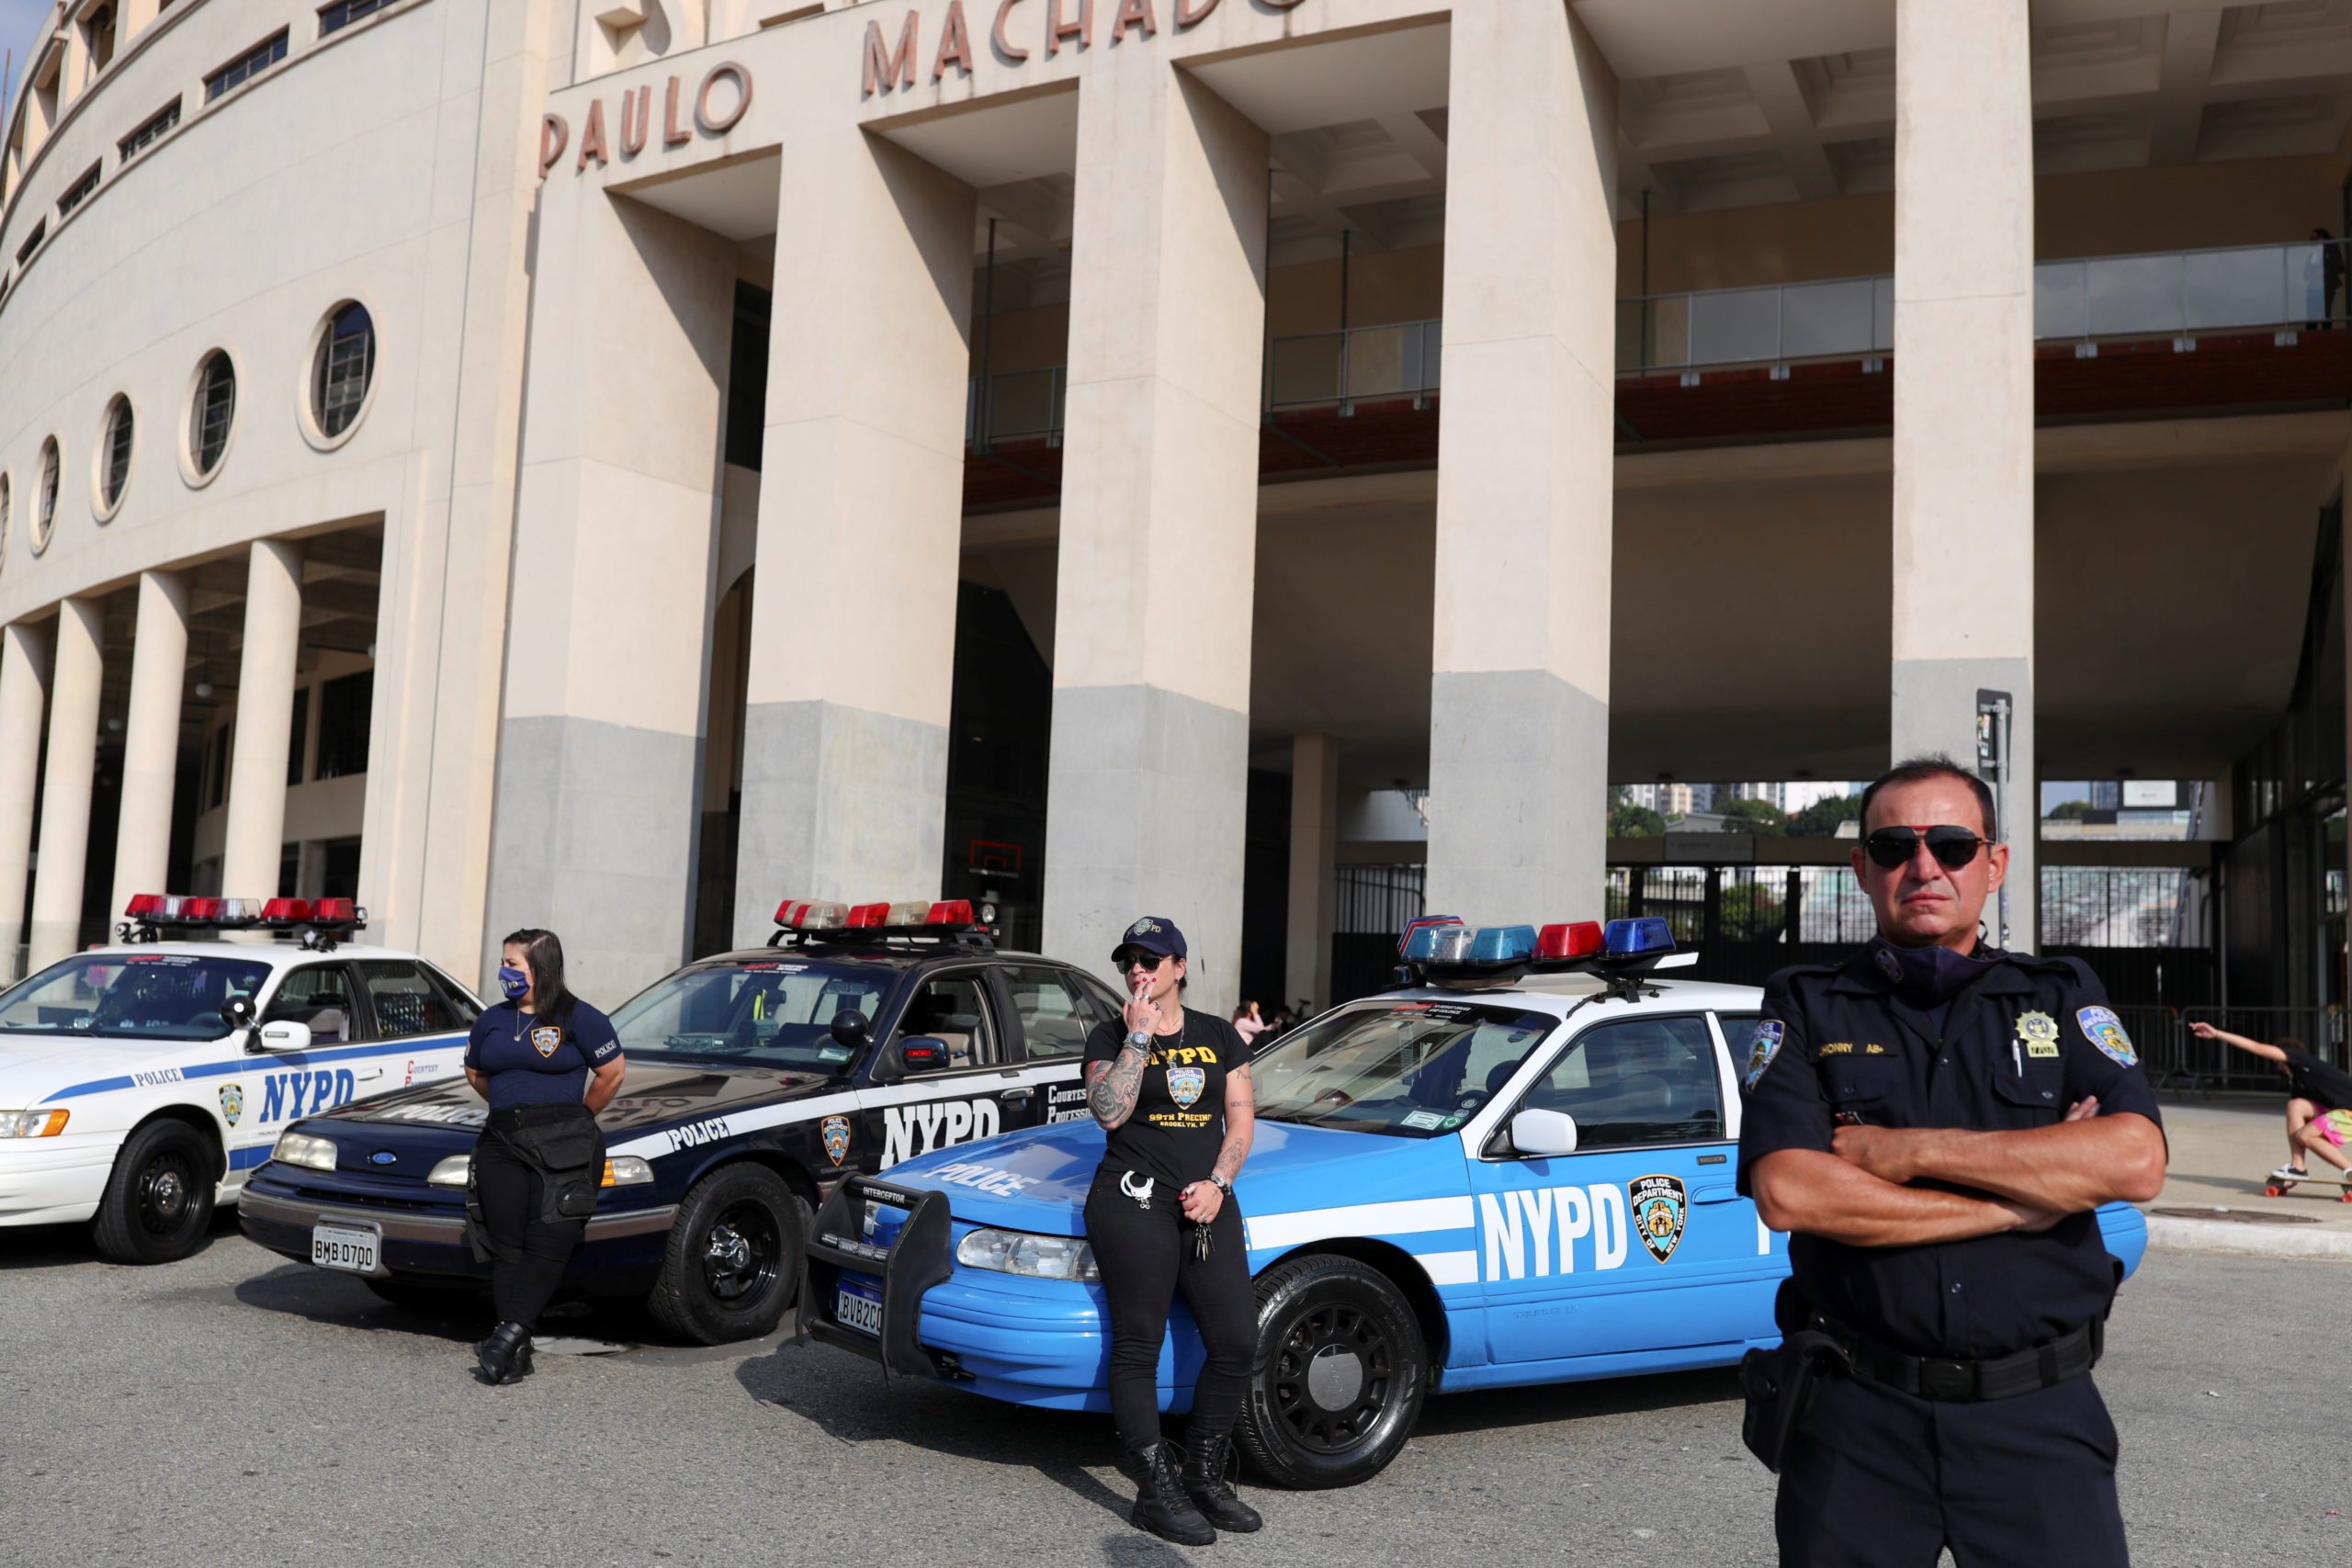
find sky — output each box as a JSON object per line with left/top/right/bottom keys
{"left": 0, "top": 0, "right": 51, "bottom": 124}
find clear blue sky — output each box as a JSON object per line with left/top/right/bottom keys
{"left": 0, "top": 0, "right": 52, "bottom": 124}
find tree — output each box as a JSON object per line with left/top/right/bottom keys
{"left": 1610, "top": 803, "right": 1667, "bottom": 839}
{"left": 1716, "top": 796, "right": 1787, "bottom": 836}
{"left": 1788, "top": 794, "right": 1862, "bottom": 838}
{"left": 2048, "top": 799, "right": 2095, "bottom": 820}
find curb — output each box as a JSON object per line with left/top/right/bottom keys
{"left": 2144, "top": 1212, "right": 2352, "bottom": 1260}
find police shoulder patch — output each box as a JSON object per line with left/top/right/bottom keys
{"left": 1742, "top": 1021, "right": 1785, "bottom": 1090}
{"left": 2077, "top": 1005, "right": 2136, "bottom": 1067}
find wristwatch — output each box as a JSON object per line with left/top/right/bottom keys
{"left": 1207, "top": 1174, "right": 1233, "bottom": 1195}
{"left": 1125, "top": 1030, "right": 1152, "bottom": 1049}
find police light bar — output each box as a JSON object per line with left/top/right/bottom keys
{"left": 118, "top": 892, "right": 368, "bottom": 944}
{"left": 1396, "top": 912, "right": 1687, "bottom": 996}
{"left": 768, "top": 895, "right": 995, "bottom": 947}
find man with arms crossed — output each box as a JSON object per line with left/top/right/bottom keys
{"left": 1739, "top": 756, "right": 2167, "bottom": 1566}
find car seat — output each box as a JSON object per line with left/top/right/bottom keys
{"left": 901, "top": 993, "right": 982, "bottom": 1067}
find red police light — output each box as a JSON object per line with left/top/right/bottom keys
{"left": 926, "top": 900, "right": 974, "bottom": 926}
{"left": 260, "top": 898, "right": 313, "bottom": 924}
{"left": 124, "top": 894, "right": 164, "bottom": 919}
{"left": 1535, "top": 921, "right": 1604, "bottom": 960}
{"left": 845, "top": 902, "right": 890, "bottom": 929}
{"left": 184, "top": 897, "right": 223, "bottom": 921}
{"left": 312, "top": 898, "right": 358, "bottom": 924}
{"left": 774, "top": 898, "right": 807, "bottom": 927}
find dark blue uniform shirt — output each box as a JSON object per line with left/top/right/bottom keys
{"left": 1736, "top": 946, "right": 2163, "bottom": 1361}
{"left": 464, "top": 999, "right": 621, "bottom": 1111}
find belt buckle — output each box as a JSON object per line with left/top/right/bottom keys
{"left": 1918, "top": 1358, "right": 1974, "bottom": 1400}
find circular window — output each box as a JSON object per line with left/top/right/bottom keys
{"left": 187, "top": 350, "right": 236, "bottom": 483}
{"left": 32, "top": 437, "right": 59, "bottom": 554}
{"left": 309, "top": 300, "right": 376, "bottom": 445}
{"left": 94, "top": 394, "right": 133, "bottom": 519}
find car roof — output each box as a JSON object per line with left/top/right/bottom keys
{"left": 68, "top": 941, "right": 453, "bottom": 969}
{"left": 695, "top": 942, "right": 1076, "bottom": 971}
{"left": 1363, "top": 976, "right": 1766, "bottom": 1023}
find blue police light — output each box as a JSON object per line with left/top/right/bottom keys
{"left": 1400, "top": 918, "right": 1466, "bottom": 962}
{"left": 1468, "top": 925, "right": 1537, "bottom": 964}
{"left": 1601, "top": 917, "right": 1674, "bottom": 955}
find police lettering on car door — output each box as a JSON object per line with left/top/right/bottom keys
{"left": 880, "top": 1096, "right": 1002, "bottom": 1168}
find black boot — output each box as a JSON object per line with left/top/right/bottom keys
{"left": 1126, "top": 1440, "right": 1216, "bottom": 1546}
{"left": 474, "top": 1321, "right": 531, "bottom": 1384}
{"left": 1182, "top": 1426, "right": 1262, "bottom": 1533}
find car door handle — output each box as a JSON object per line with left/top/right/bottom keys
{"left": 1001, "top": 1088, "right": 1035, "bottom": 1101}
{"left": 1693, "top": 1183, "right": 1740, "bottom": 1205}
{"left": 356, "top": 1068, "right": 382, "bottom": 1082}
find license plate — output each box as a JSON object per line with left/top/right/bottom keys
{"left": 836, "top": 1281, "right": 881, "bottom": 1337}
{"left": 311, "top": 1223, "right": 379, "bottom": 1274}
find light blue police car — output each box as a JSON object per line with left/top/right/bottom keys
{"left": 802, "top": 919, "right": 2150, "bottom": 1488}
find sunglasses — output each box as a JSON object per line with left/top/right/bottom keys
{"left": 1864, "top": 824, "right": 1994, "bottom": 871}
{"left": 1115, "top": 950, "right": 1170, "bottom": 972}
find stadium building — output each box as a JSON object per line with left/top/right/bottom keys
{"left": 0, "top": 0, "right": 2344, "bottom": 1021}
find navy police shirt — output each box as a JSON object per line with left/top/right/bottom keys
{"left": 465, "top": 999, "right": 622, "bottom": 1111}
{"left": 1736, "top": 945, "right": 2163, "bottom": 1360}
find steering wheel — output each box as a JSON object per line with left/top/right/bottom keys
{"left": 1313, "top": 1088, "right": 1354, "bottom": 1108}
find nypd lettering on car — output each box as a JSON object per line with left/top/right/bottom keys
{"left": 800, "top": 916, "right": 2154, "bottom": 1490}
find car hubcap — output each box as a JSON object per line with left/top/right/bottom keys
{"left": 139, "top": 1155, "right": 195, "bottom": 1235}
{"left": 1271, "top": 1303, "right": 1393, "bottom": 1454}
{"left": 701, "top": 1201, "right": 780, "bottom": 1305}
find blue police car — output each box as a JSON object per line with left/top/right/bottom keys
{"left": 801, "top": 919, "right": 2151, "bottom": 1488}
{"left": 239, "top": 900, "right": 1114, "bottom": 1342}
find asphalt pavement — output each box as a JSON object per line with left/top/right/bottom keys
{"left": 1, "top": 1215, "right": 2342, "bottom": 1568}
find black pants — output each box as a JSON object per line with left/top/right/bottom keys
{"left": 1083, "top": 1167, "right": 1256, "bottom": 1450}
{"left": 1777, "top": 1370, "right": 2129, "bottom": 1566}
{"left": 471, "top": 1131, "right": 590, "bottom": 1332}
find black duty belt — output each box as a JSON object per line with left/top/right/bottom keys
{"left": 1815, "top": 1314, "right": 2103, "bottom": 1403}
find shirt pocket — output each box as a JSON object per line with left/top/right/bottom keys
{"left": 1990, "top": 1056, "right": 2066, "bottom": 1126}
{"left": 1820, "top": 1056, "right": 1906, "bottom": 1124}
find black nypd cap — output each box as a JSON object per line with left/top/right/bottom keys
{"left": 1111, "top": 915, "right": 1186, "bottom": 964}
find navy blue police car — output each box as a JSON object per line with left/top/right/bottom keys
{"left": 239, "top": 899, "right": 1114, "bottom": 1342}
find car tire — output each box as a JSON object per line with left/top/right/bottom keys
{"left": 90, "top": 1119, "right": 218, "bottom": 1265}
{"left": 645, "top": 1163, "right": 808, "bottom": 1346}
{"left": 1237, "top": 1253, "right": 1429, "bottom": 1489}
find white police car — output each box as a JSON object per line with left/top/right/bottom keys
{"left": 0, "top": 895, "right": 480, "bottom": 1263}
{"left": 803, "top": 918, "right": 2152, "bottom": 1487}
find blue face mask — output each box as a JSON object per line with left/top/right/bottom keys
{"left": 1868, "top": 934, "right": 1994, "bottom": 1008}
{"left": 497, "top": 965, "right": 529, "bottom": 1001}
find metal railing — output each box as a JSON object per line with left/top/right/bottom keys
{"left": 2132, "top": 1005, "right": 2348, "bottom": 1094}
{"left": 1620, "top": 237, "right": 2351, "bottom": 374}
{"left": 967, "top": 367, "right": 1065, "bottom": 446}
{"left": 1266, "top": 319, "right": 1442, "bottom": 409}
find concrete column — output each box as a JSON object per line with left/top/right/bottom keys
{"left": 1284, "top": 734, "right": 1339, "bottom": 1014}
{"left": 0, "top": 623, "right": 51, "bottom": 966}
{"left": 110, "top": 570, "right": 189, "bottom": 914}
{"left": 1039, "top": 55, "right": 1269, "bottom": 1016}
{"left": 1890, "top": 0, "right": 2037, "bottom": 952}
{"left": 487, "top": 184, "right": 735, "bottom": 998}
{"left": 220, "top": 541, "right": 303, "bottom": 900}
{"left": 1425, "top": 1, "right": 1618, "bottom": 922}
{"left": 28, "top": 599, "right": 103, "bottom": 969}
{"left": 731, "top": 125, "right": 975, "bottom": 944}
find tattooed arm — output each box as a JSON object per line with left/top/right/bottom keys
{"left": 1087, "top": 1044, "right": 1151, "bottom": 1131}
{"left": 1211, "top": 1063, "right": 1255, "bottom": 1185}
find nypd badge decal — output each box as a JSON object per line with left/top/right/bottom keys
{"left": 530, "top": 1025, "right": 562, "bottom": 1059}
{"left": 820, "top": 1113, "right": 851, "bottom": 1167}
{"left": 1743, "top": 1021, "right": 1785, "bottom": 1090}
{"left": 1630, "top": 1174, "right": 1688, "bottom": 1264}
{"left": 2078, "top": 1005, "right": 2136, "bottom": 1066}
{"left": 219, "top": 1083, "right": 243, "bottom": 1127}
{"left": 1166, "top": 1066, "right": 1206, "bottom": 1111}
{"left": 2017, "top": 1010, "right": 2062, "bottom": 1059}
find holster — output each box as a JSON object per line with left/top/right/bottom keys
{"left": 466, "top": 1105, "right": 605, "bottom": 1263}
{"left": 1740, "top": 1284, "right": 1850, "bottom": 1473}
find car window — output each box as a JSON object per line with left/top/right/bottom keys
{"left": 0, "top": 953, "right": 270, "bottom": 1041}
{"left": 895, "top": 974, "right": 1000, "bottom": 1071}
{"left": 1002, "top": 966, "right": 1094, "bottom": 1061}
{"left": 1254, "top": 999, "right": 1561, "bottom": 1138}
{"left": 1715, "top": 1010, "right": 1759, "bottom": 1082}
{"left": 612, "top": 957, "right": 897, "bottom": 1073}
{"left": 265, "top": 964, "right": 356, "bottom": 1043}
{"left": 423, "top": 964, "right": 483, "bottom": 1026}
{"left": 1075, "top": 974, "right": 1126, "bottom": 1021}
{"left": 357, "top": 961, "right": 460, "bottom": 1042}
{"left": 1521, "top": 1015, "right": 1724, "bottom": 1149}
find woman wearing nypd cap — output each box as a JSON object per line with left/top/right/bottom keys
{"left": 1083, "top": 915, "right": 1260, "bottom": 1546}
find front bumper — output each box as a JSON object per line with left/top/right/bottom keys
{"left": 237, "top": 1171, "right": 676, "bottom": 1290}
{"left": 0, "top": 1134, "right": 119, "bottom": 1226}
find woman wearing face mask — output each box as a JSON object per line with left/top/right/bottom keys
{"left": 461, "top": 928, "right": 624, "bottom": 1384}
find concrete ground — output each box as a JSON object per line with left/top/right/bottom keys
{"left": 1, "top": 1216, "right": 2344, "bottom": 1568}
{"left": 2144, "top": 1093, "right": 2352, "bottom": 1257}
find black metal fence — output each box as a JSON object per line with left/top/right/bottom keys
{"left": 2128, "top": 1004, "right": 2346, "bottom": 1093}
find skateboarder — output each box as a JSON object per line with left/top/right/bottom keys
{"left": 2188, "top": 1022, "right": 2352, "bottom": 1188}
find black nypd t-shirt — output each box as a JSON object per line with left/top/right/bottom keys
{"left": 1083, "top": 1007, "right": 1250, "bottom": 1190}
{"left": 465, "top": 999, "right": 621, "bottom": 1111}
{"left": 2278, "top": 1045, "right": 2352, "bottom": 1111}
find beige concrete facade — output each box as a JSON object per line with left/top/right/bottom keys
{"left": 0, "top": 0, "right": 2340, "bottom": 1000}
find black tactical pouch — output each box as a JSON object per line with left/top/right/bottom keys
{"left": 1739, "top": 1330, "right": 1852, "bottom": 1473}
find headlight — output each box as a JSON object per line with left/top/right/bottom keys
{"left": 0, "top": 1110, "right": 69, "bottom": 1138}
{"left": 955, "top": 1227, "right": 1100, "bottom": 1281}
{"left": 272, "top": 1132, "right": 338, "bottom": 1172}
{"left": 426, "top": 1155, "right": 470, "bottom": 1188}
{"left": 602, "top": 1156, "right": 653, "bottom": 1188}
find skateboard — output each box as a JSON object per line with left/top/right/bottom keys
{"left": 2262, "top": 1170, "right": 2352, "bottom": 1201}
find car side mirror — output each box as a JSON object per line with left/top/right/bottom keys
{"left": 256, "top": 1020, "right": 312, "bottom": 1054}
{"left": 221, "top": 995, "right": 256, "bottom": 1031}
{"left": 1510, "top": 1108, "right": 1579, "bottom": 1158}
{"left": 830, "top": 1009, "right": 869, "bottom": 1051}
{"left": 874, "top": 1035, "right": 948, "bottom": 1086}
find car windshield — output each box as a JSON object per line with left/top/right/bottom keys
{"left": 0, "top": 953, "right": 273, "bottom": 1041}
{"left": 610, "top": 956, "right": 899, "bottom": 1074}
{"left": 1253, "top": 998, "right": 1562, "bottom": 1138}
